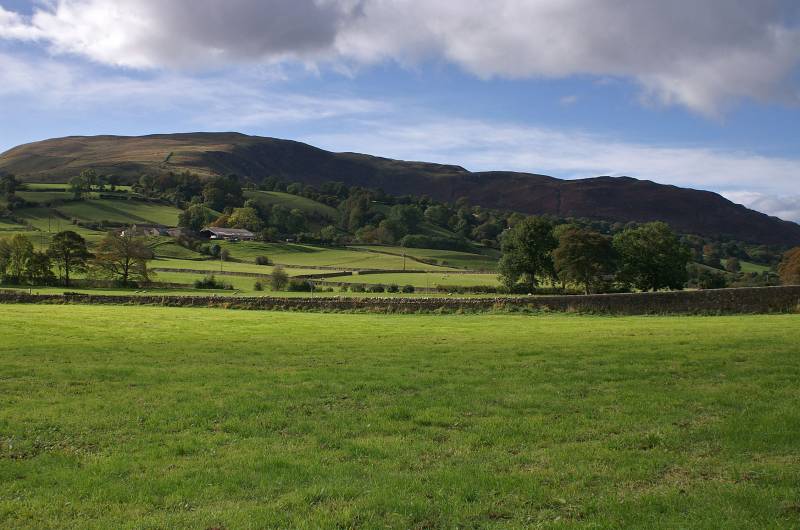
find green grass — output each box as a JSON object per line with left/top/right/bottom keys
{"left": 723, "top": 259, "right": 771, "bottom": 274}
{"left": 55, "top": 199, "right": 181, "bottom": 226}
{"left": 333, "top": 271, "right": 500, "bottom": 288}
{"left": 150, "top": 257, "right": 337, "bottom": 277}
{"left": 0, "top": 307, "right": 798, "bottom": 528}
{"left": 244, "top": 190, "right": 338, "bottom": 221}
{"left": 350, "top": 245, "right": 499, "bottom": 271}
{"left": 217, "top": 241, "right": 457, "bottom": 271}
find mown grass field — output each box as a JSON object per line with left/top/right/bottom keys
{"left": 1, "top": 306, "right": 798, "bottom": 529}
{"left": 244, "top": 190, "right": 339, "bottom": 221}
{"left": 335, "top": 271, "right": 500, "bottom": 288}
{"left": 350, "top": 245, "right": 499, "bottom": 271}
{"left": 217, "top": 241, "right": 457, "bottom": 271}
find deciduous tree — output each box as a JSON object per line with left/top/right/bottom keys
{"left": 92, "top": 232, "right": 154, "bottom": 285}
{"left": 613, "top": 222, "right": 690, "bottom": 291}
{"left": 48, "top": 231, "right": 91, "bottom": 287}
{"left": 553, "top": 227, "right": 616, "bottom": 294}
{"left": 498, "top": 216, "right": 558, "bottom": 291}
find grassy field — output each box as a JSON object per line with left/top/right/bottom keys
{"left": 217, "top": 241, "right": 457, "bottom": 271}
{"left": 334, "top": 271, "right": 500, "bottom": 288}
{"left": 244, "top": 190, "right": 338, "bottom": 221}
{"left": 1, "top": 306, "right": 798, "bottom": 529}
{"left": 350, "top": 245, "right": 499, "bottom": 271}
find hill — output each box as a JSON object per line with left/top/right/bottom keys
{"left": 2, "top": 132, "right": 799, "bottom": 245}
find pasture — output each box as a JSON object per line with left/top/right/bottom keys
{"left": 1, "top": 306, "right": 798, "bottom": 529}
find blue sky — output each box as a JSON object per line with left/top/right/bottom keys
{"left": 1, "top": 0, "right": 799, "bottom": 221}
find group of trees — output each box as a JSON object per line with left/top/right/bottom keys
{"left": 0, "top": 231, "right": 153, "bottom": 287}
{"left": 499, "top": 219, "right": 691, "bottom": 293}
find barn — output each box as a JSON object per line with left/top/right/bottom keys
{"left": 199, "top": 227, "right": 256, "bottom": 241}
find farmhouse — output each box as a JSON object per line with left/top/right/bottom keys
{"left": 200, "top": 227, "right": 256, "bottom": 241}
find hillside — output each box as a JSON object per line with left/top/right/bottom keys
{"left": 2, "top": 132, "right": 799, "bottom": 245}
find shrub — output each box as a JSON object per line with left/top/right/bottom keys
{"left": 255, "top": 255, "right": 271, "bottom": 266}
{"left": 287, "top": 279, "right": 313, "bottom": 292}
{"left": 368, "top": 284, "right": 386, "bottom": 293}
{"left": 253, "top": 280, "right": 263, "bottom": 291}
{"left": 401, "top": 284, "right": 415, "bottom": 293}
{"left": 270, "top": 265, "right": 289, "bottom": 291}
{"left": 386, "top": 283, "right": 399, "bottom": 293}
{"left": 193, "top": 274, "right": 231, "bottom": 290}
{"left": 339, "top": 284, "right": 350, "bottom": 292}
{"left": 220, "top": 249, "right": 231, "bottom": 261}
{"left": 350, "top": 283, "right": 366, "bottom": 293}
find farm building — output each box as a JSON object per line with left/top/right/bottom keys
{"left": 200, "top": 227, "right": 256, "bottom": 241}
{"left": 120, "top": 224, "right": 169, "bottom": 237}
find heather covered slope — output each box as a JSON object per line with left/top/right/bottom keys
{"left": 3, "top": 132, "right": 799, "bottom": 245}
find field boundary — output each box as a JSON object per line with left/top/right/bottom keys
{"left": 0, "top": 285, "right": 798, "bottom": 314}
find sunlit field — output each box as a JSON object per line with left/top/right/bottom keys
{"left": 1, "top": 306, "right": 798, "bottom": 528}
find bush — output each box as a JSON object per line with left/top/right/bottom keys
{"left": 386, "top": 283, "right": 399, "bottom": 293}
{"left": 270, "top": 265, "right": 289, "bottom": 291}
{"left": 368, "top": 284, "right": 386, "bottom": 293}
{"left": 253, "top": 280, "right": 263, "bottom": 291}
{"left": 287, "top": 279, "right": 312, "bottom": 292}
{"left": 350, "top": 283, "right": 366, "bottom": 293}
{"left": 220, "top": 249, "right": 231, "bottom": 261}
{"left": 255, "top": 255, "right": 271, "bottom": 266}
{"left": 339, "top": 284, "right": 350, "bottom": 292}
{"left": 401, "top": 284, "right": 415, "bottom": 293}
{"left": 193, "top": 274, "right": 231, "bottom": 290}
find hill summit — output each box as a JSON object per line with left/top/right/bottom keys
{"left": 1, "top": 132, "right": 799, "bottom": 246}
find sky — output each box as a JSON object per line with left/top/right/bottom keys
{"left": 1, "top": 0, "right": 799, "bottom": 221}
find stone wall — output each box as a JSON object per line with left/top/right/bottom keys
{"left": 0, "top": 285, "right": 798, "bottom": 314}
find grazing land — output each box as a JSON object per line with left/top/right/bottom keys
{"left": 1, "top": 305, "right": 798, "bottom": 529}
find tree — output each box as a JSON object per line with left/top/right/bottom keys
{"left": 388, "top": 205, "right": 422, "bottom": 235}
{"left": 92, "top": 232, "right": 154, "bottom": 285}
{"left": 424, "top": 205, "right": 451, "bottom": 227}
{"left": 0, "top": 237, "right": 11, "bottom": 282}
{"left": 725, "top": 257, "right": 741, "bottom": 273}
{"left": 498, "top": 216, "right": 558, "bottom": 291}
{"left": 7, "top": 234, "right": 33, "bottom": 283}
{"left": 48, "top": 231, "right": 91, "bottom": 287}
{"left": 270, "top": 265, "right": 289, "bottom": 291}
{"left": 69, "top": 175, "right": 87, "bottom": 199}
{"left": 553, "top": 227, "right": 616, "bottom": 294}
{"left": 178, "top": 204, "right": 216, "bottom": 232}
{"left": 0, "top": 173, "right": 21, "bottom": 200}
{"left": 613, "top": 222, "right": 690, "bottom": 291}
{"left": 27, "top": 251, "right": 55, "bottom": 285}
{"left": 227, "top": 207, "right": 263, "bottom": 232}
{"left": 778, "top": 247, "right": 800, "bottom": 285}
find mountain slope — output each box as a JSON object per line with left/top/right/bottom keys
{"left": 2, "top": 132, "right": 799, "bottom": 245}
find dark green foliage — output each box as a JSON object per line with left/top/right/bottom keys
{"left": 287, "top": 278, "right": 312, "bottom": 292}
{"left": 193, "top": 274, "right": 231, "bottom": 290}
{"left": 178, "top": 204, "right": 217, "bottom": 232}
{"left": 401, "top": 284, "right": 415, "bottom": 293}
{"left": 255, "top": 255, "right": 271, "bottom": 266}
{"left": 498, "top": 216, "right": 558, "bottom": 291}
{"left": 613, "top": 222, "right": 691, "bottom": 291}
{"left": 203, "top": 174, "right": 244, "bottom": 211}
{"left": 553, "top": 227, "right": 616, "bottom": 294}
{"left": 48, "top": 230, "right": 91, "bottom": 287}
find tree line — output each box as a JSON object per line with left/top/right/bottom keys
{"left": 0, "top": 231, "right": 153, "bottom": 287}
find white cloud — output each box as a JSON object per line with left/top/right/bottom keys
{"left": 1, "top": 0, "right": 799, "bottom": 115}
{"left": 0, "top": 51, "right": 386, "bottom": 127}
